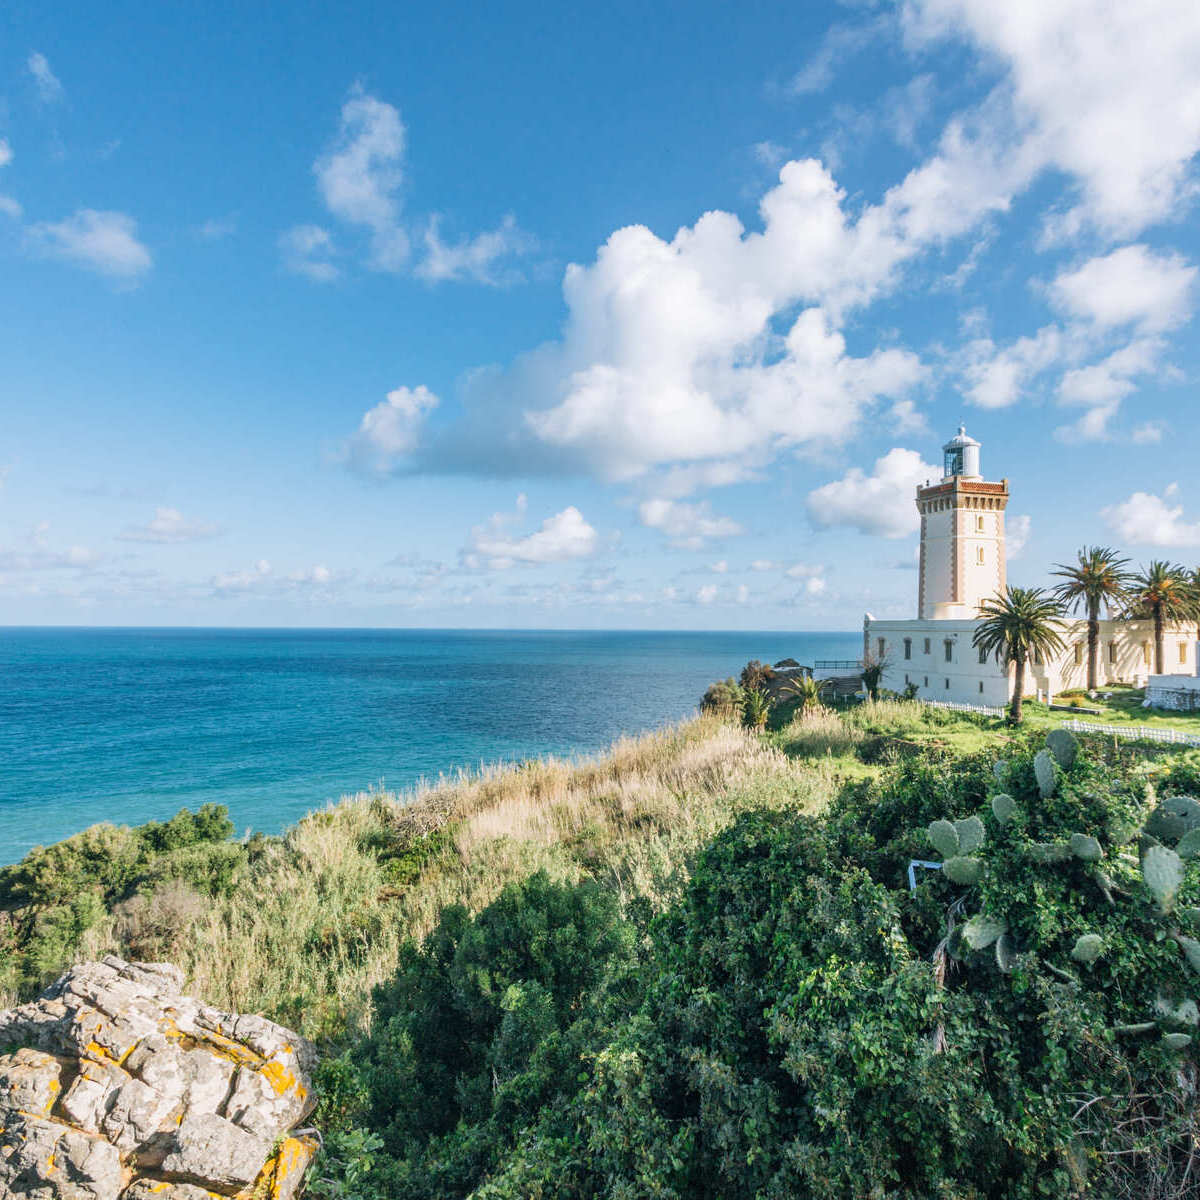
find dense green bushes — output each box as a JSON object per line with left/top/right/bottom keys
{"left": 316, "top": 734, "right": 1200, "bottom": 1198}
{"left": 0, "top": 804, "right": 243, "bottom": 996}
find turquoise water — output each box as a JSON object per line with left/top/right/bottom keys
{"left": 0, "top": 627, "right": 860, "bottom": 864}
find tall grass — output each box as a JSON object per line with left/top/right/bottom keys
{"left": 78, "top": 715, "right": 843, "bottom": 1040}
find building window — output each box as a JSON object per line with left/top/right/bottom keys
{"left": 979, "top": 681, "right": 984, "bottom": 693}
{"left": 877, "top": 637, "right": 886, "bottom": 659}
{"left": 1181, "top": 643, "right": 1188, "bottom": 665}
{"left": 903, "top": 638, "right": 912, "bottom": 660}
{"left": 923, "top": 638, "right": 931, "bottom": 655}
{"left": 904, "top": 673, "right": 910, "bottom": 684}
{"left": 944, "top": 640, "right": 953, "bottom": 663}
{"left": 1143, "top": 643, "right": 1151, "bottom": 666}
{"left": 978, "top": 646, "right": 988, "bottom": 664}
{"left": 1074, "top": 643, "right": 1083, "bottom": 666}
{"left": 976, "top": 546, "right": 985, "bottom": 565}
{"left": 975, "top": 514, "right": 985, "bottom": 532}
{"left": 945, "top": 678, "right": 950, "bottom": 689}
{"left": 923, "top": 676, "right": 929, "bottom": 687}
{"left": 1109, "top": 641, "right": 1116, "bottom": 664}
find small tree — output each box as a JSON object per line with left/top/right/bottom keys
{"left": 973, "top": 586, "right": 1066, "bottom": 725}
{"left": 699, "top": 677, "right": 743, "bottom": 719}
{"left": 860, "top": 653, "right": 889, "bottom": 701}
{"left": 780, "top": 674, "right": 830, "bottom": 716}
{"left": 741, "top": 688, "right": 771, "bottom": 730}
{"left": 1050, "top": 545, "right": 1130, "bottom": 691}
{"left": 738, "top": 660, "right": 775, "bottom": 692}
{"left": 1124, "top": 561, "right": 1197, "bottom": 675}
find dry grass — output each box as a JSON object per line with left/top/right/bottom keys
{"left": 79, "top": 714, "right": 846, "bottom": 1040}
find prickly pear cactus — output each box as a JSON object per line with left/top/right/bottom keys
{"left": 954, "top": 815, "right": 986, "bottom": 855}
{"left": 962, "top": 913, "right": 1006, "bottom": 950}
{"left": 1178, "top": 828, "right": 1200, "bottom": 859}
{"left": 993, "top": 760, "right": 1009, "bottom": 784}
{"left": 1071, "top": 934, "right": 1104, "bottom": 964}
{"left": 928, "top": 819, "right": 959, "bottom": 859}
{"left": 1046, "top": 728, "right": 1079, "bottom": 769}
{"left": 1034, "top": 749, "right": 1057, "bottom": 799}
{"left": 1145, "top": 795, "right": 1200, "bottom": 843}
{"left": 1143, "top": 845, "right": 1184, "bottom": 912}
{"left": 1026, "top": 842, "right": 1071, "bottom": 864}
{"left": 1069, "top": 833, "right": 1103, "bottom": 862}
{"left": 943, "top": 856, "right": 983, "bottom": 886}
{"left": 995, "top": 931, "right": 1016, "bottom": 973}
{"left": 991, "top": 793, "right": 1016, "bottom": 824}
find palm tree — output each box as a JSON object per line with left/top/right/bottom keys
{"left": 973, "top": 587, "right": 1067, "bottom": 725}
{"left": 860, "top": 652, "right": 889, "bottom": 702}
{"left": 1124, "top": 561, "right": 1197, "bottom": 675}
{"left": 780, "top": 674, "right": 830, "bottom": 715}
{"left": 1050, "top": 546, "right": 1130, "bottom": 691}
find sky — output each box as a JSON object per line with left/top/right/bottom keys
{"left": 2, "top": 0, "right": 1200, "bottom": 630}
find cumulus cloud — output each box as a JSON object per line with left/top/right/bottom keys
{"left": 27, "top": 52, "right": 64, "bottom": 104}
{"left": 1006, "top": 513, "right": 1032, "bottom": 558}
{"left": 904, "top": 0, "right": 1200, "bottom": 236}
{"left": 1055, "top": 337, "right": 1164, "bottom": 440}
{"left": 1049, "top": 245, "right": 1196, "bottom": 333}
{"left": 279, "top": 224, "right": 339, "bottom": 281}
{"left": 30, "top": 210, "right": 152, "bottom": 281}
{"left": 315, "top": 88, "right": 409, "bottom": 270}
{"left": 416, "top": 214, "right": 534, "bottom": 284}
{"left": 961, "top": 325, "right": 1066, "bottom": 409}
{"left": 637, "top": 499, "right": 743, "bottom": 549}
{"left": 343, "top": 385, "right": 439, "bottom": 473}
{"left": 807, "top": 447, "right": 939, "bottom": 538}
{"left": 464, "top": 498, "right": 599, "bottom": 568}
{"left": 0, "top": 140, "right": 11, "bottom": 169}
{"left": 117, "top": 508, "right": 221, "bottom": 544}
{"left": 1102, "top": 485, "right": 1200, "bottom": 547}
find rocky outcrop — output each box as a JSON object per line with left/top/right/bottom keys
{"left": 0, "top": 957, "right": 317, "bottom": 1200}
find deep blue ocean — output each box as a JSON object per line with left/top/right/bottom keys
{"left": 0, "top": 627, "right": 860, "bottom": 864}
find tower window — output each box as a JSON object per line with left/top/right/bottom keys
{"left": 877, "top": 637, "right": 886, "bottom": 659}
{"left": 1181, "top": 643, "right": 1188, "bottom": 664}
{"left": 944, "top": 678, "right": 950, "bottom": 689}
{"left": 944, "top": 640, "right": 953, "bottom": 663}
{"left": 976, "top": 546, "right": 985, "bottom": 565}
{"left": 1074, "top": 643, "right": 1083, "bottom": 666}
{"left": 975, "top": 515, "right": 985, "bottom": 532}
{"left": 923, "top": 638, "right": 931, "bottom": 655}
{"left": 978, "top": 646, "right": 988, "bottom": 664}
{"left": 1143, "top": 643, "right": 1151, "bottom": 666}
{"left": 1108, "top": 641, "right": 1116, "bottom": 663}
{"left": 979, "top": 681, "right": 984, "bottom": 693}
{"left": 903, "top": 638, "right": 912, "bottom": 660}
{"left": 923, "top": 676, "right": 928, "bottom": 687}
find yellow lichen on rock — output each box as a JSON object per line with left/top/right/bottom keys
{"left": 240, "top": 1134, "right": 317, "bottom": 1200}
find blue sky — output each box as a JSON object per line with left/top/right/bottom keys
{"left": 3, "top": 0, "right": 1200, "bottom": 629}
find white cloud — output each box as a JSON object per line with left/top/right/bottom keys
{"left": 1132, "top": 421, "right": 1165, "bottom": 445}
{"left": 1006, "top": 513, "right": 1032, "bottom": 558}
{"left": 695, "top": 583, "right": 719, "bottom": 605}
{"left": 711, "top": 560, "right": 728, "bottom": 574}
{"left": 961, "top": 325, "right": 1066, "bottom": 409}
{"left": 905, "top": 0, "right": 1200, "bottom": 235}
{"left": 637, "top": 499, "right": 743, "bottom": 549}
{"left": 465, "top": 501, "right": 599, "bottom": 568}
{"left": 315, "top": 88, "right": 409, "bottom": 270}
{"left": 197, "top": 217, "right": 237, "bottom": 240}
{"left": 785, "top": 562, "right": 825, "bottom": 580}
{"left": 343, "top": 385, "right": 439, "bottom": 472}
{"left": 1102, "top": 486, "right": 1200, "bottom": 547}
{"left": 807, "top": 447, "right": 939, "bottom": 538}
{"left": 1055, "top": 336, "right": 1163, "bottom": 441}
{"left": 30, "top": 210, "right": 152, "bottom": 281}
{"left": 788, "top": 17, "right": 889, "bottom": 94}
{"left": 213, "top": 560, "right": 273, "bottom": 592}
{"left": 117, "top": 507, "right": 221, "bottom": 544}
{"left": 416, "top": 214, "right": 533, "bottom": 284}
{"left": 1049, "top": 245, "right": 1196, "bottom": 333}
{"left": 279, "top": 224, "right": 339, "bottom": 282}
{"left": 28, "top": 52, "right": 64, "bottom": 104}
{"left": 0, "top": 140, "right": 11, "bottom": 168}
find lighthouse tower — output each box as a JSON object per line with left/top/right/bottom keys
{"left": 916, "top": 427, "right": 1009, "bottom": 619}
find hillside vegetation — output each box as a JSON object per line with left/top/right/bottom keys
{"left": 6, "top": 698, "right": 1200, "bottom": 1197}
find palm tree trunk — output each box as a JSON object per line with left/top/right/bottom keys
{"left": 1087, "top": 612, "right": 1099, "bottom": 691}
{"left": 1011, "top": 654, "right": 1025, "bottom": 724}
{"left": 1154, "top": 605, "right": 1164, "bottom": 676}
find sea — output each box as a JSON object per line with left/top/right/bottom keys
{"left": 0, "top": 627, "right": 861, "bottom": 865}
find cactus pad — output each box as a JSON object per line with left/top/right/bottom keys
{"left": 993, "top": 760, "right": 1008, "bottom": 783}
{"left": 1046, "top": 728, "right": 1079, "bottom": 769}
{"left": 1145, "top": 795, "right": 1200, "bottom": 843}
{"left": 995, "top": 932, "right": 1016, "bottom": 973}
{"left": 1070, "top": 934, "right": 1104, "bottom": 964}
{"left": 1069, "top": 833, "right": 1103, "bottom": 862}
{"left": 1027, "top": 842, "right": 1071, "bottom": 864}
{"left": 928, "top": 819, "right": 960, "bottom": 858}
{"left": 1162, "top": 1032, "right": 1192, "bottom": 1051}
{"left": 1142, "top": 844, "right": 1184, "bottom": 911}
{"left": 991, "top": 793, "right": 1016, "bottom": 824}
{"left": 1034, "top": 749, "right": 1057, "bottom": 799}
{"left": 954, "top": 815, "right": 986, "bottom": 855}
{"left": 962, "top": 913, "right": 1006, "bottom": 949}
{"left": 943, "top": 856, "right": 983, "bottom": 886}
{"left": 1176, "top": 937, "right": 1200, "bottom": 976}
{"left": 1178, "top": 827, "right": 1200, "bottom": 859}
{"left": 1156, "top": 996, "right": 1200, "bottom": 1026}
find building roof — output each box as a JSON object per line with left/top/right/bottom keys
{"left": 943, "top": 424, "right": 980, "bottom": 451}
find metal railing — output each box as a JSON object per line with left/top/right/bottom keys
{"left": 813, "top": 659, "right": 862, "bottom": 670}
{"left": 1061, "top": 718, "right": 1200, "bottom": 747}
{"left": 924, "top": 699, "right": 1007, "bottom": 718}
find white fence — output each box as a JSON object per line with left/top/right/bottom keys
{"left": 923, "top": 699, "right": 1007, "bottom": 719}
{"left": 1061, "top": 718, "right": 1200, "bottom": 747}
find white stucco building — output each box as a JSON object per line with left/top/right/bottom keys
{"left": 864, "top": 428, "right": 1197, "bottom": 706}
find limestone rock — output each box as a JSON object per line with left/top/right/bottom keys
{"left": 0, "top": 957, "right": 317, "bottom": 1200}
